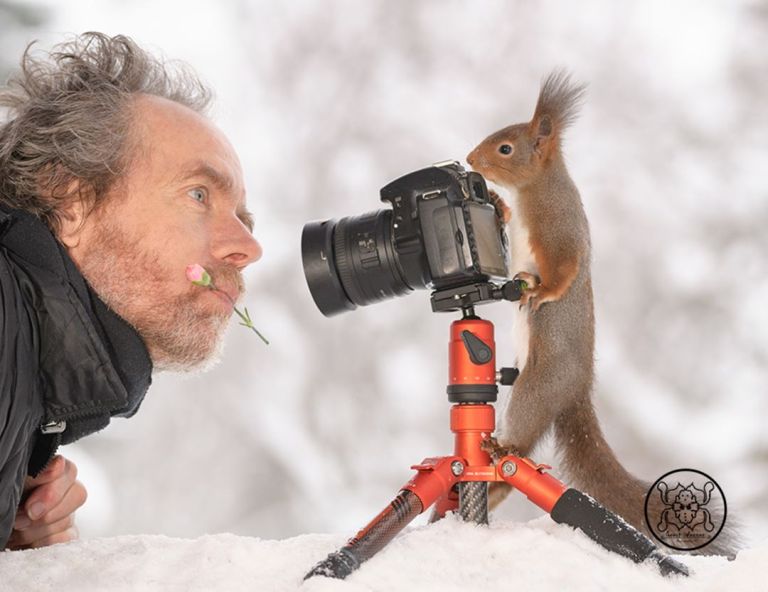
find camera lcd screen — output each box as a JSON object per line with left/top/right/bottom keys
{"left": 468, "top": 204, "right": 508, "bottom": 278}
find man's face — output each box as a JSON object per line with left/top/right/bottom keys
{"left": 64, "top": 95, "right": 263, "bottom": 371}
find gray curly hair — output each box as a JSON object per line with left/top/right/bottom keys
{"left": 0, "top": 32, "right": 213, "bottom": 232}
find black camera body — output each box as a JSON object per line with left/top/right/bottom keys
{"left": 302, "top": 161, "right": 509, "bottom": 317}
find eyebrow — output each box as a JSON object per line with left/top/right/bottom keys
{"left": 175, "top": 160, "right": 254, "bottom": 232}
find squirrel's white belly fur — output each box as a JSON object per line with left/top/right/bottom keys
{"left": 496, "top": 185, "right": 538, "bottom": 372}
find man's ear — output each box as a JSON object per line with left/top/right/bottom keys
{"left": 57, "top": 184, "right": 89, "bottom": 249}
{"left": 531, "top": 114, "right": 554, "bottom": 158}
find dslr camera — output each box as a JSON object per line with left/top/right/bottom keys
{"left": 301, "top": 161, "right": 509, "bottom": 316}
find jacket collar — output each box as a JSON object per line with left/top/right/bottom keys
{"left": 0, "top": 204, "right": 152, "bottom": 444}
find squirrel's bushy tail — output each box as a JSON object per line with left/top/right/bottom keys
{"left": 553, "top": 397, "right": 740, "bottom": 558}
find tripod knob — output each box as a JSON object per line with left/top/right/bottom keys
{"left": 460, "top": 330, "right": 493, "bottom": 365}
{"left": 497, "top": 367, "right": 519, "bottom": 386}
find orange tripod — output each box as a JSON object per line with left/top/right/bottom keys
{"left": 305, "top": 281, "right": 689, "bottom": 580}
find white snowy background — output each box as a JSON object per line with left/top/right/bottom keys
{"left": 1, "top": 0, "right": 767, "bottom": 588}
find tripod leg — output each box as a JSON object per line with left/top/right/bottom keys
{"left": 550, "top": 489, "right": 689, "bottom": 577}
{"left": 430, "top": 482, "right": 489, "bottom": 524}
{"left": 305, "top": 456, "right": 460, "bottom": 580}
{"left": 498, "top": 456, "right": 690, "bottom": 577}
{"left": 432, "top": 481, "right": 490, "bottom": 524}
{"left": 458, "top": 482, "right": 488, "bottom": 524}
{"left": 305, "top": 489, "right": 423, "bottom": 580}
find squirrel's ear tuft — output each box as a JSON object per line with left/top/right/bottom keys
{"left": 536, "top": 114, "right": 553, "bottom": 138}
{"left": 533, "top": 114, "right": 554, "bottom": 157}
{"left": 531, "top": 69, "right": 587, "bottom": 143}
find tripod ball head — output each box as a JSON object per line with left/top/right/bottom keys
{"left": 447, "top": 317, "right": 497, "bottom": 403}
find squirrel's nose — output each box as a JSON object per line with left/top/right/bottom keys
{"left": 466, "top": 150, "right": 477, "bottom": 167}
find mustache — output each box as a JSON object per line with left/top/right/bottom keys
{"left": 195, "top": 264, "right": 245, "bottom": 297}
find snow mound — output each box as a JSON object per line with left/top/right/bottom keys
{"left": 0, "top": 516, "right": 764, "bottom": 592}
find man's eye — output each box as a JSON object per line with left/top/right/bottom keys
{"left": 187, "top": 188, "right": 207, "bottom": 203}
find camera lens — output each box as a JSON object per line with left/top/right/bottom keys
{"left": 301, "top": 219, "right": 356, "bottom": 316}
{"left": 301, "top": 210, "right": 414, "bottom": 317}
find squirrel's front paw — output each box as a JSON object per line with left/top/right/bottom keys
{"left": 513, "top": 272, "right": 540, "bottom": 291}
{"left": 489, "top": 189, "right": 512, "bottom": 224}
{"left": 519, "top": 288, "right": 541, "bottom": 310}
{"left": 480, "top": 437, "right": 505, "bottom": 463}
{"left": 481, "top": 437, "right": 523, "bottom": 463}
{"left": 513, "top": 272, "right": 541, "bottom": 310}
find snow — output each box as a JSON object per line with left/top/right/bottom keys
{"left": 1, "top": 516, "right": 764, "bottom": 592}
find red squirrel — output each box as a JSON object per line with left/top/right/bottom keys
{"left": 466, "top": 71, "right": 737, "bottom": 556}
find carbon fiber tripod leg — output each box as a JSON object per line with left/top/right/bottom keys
{"left": 304, "top": 490, "right": 423, "bottom": 580}
{"left": 550, "top": 489, "right": 689, "bottom": 577}
{"left": 458, "top": 482, "right": 488, "bottom": 524}
{"left": 497, "top": 456, "right": 690, "bottom": 577}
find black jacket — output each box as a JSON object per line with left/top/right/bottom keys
{"left": 0, "top": 204, "right": 152, "bottom": 548}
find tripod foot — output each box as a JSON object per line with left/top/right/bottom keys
{"left": 304, "top": 548, "right": 359, "bottom": 580}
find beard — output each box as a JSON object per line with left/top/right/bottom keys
{"left": 76, "top": 217, "right": 243, "bottom": 373}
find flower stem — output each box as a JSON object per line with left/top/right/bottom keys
{"left": 213, "top": 285, "right": 269, "bottom": 345}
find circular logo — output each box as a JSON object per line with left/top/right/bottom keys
{"left": 644, "top": 468, "right": 726, "bottom": 551}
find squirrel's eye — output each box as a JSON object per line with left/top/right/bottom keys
{"left": 499, "top": 144, "right": 513, "bottom": 155}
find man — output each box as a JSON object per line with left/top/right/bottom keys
{"left": 0, "top": 33, "right": 262, "bottom": 549}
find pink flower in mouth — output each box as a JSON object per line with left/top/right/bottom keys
{"left": 186, "top": 263, "right": 269, "bottom": 345}
{"left": 185, "top": 263, "right": 212, "bottom": 287}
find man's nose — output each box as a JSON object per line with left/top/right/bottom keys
{"left": 245, "top": 235, "right": 263, "bottom": 265}
{"left": 213, "top": 220, "right": 263, "bottom": 268}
